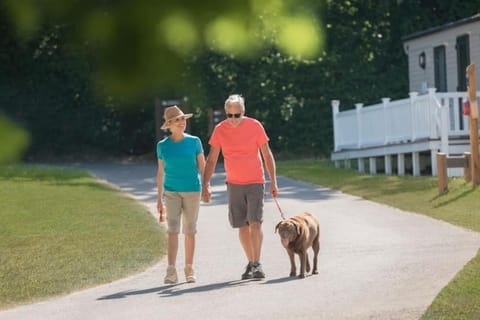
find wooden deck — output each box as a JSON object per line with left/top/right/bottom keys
{"left": 330, "top": 88, "right": 479, "bottom": 176}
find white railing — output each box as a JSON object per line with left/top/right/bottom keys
{"left": 332, "top": 88, "right": 479, "bottom": 153}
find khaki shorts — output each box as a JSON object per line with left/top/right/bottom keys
{"left": 227, "top": 183, "right": 264, "bottom": 228}
{"left": 164, "top": 191, "right": 200, "bottom": 235}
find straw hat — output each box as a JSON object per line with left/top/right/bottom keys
{"left": 161, "top": 105, "right": 193, "bottom": 129}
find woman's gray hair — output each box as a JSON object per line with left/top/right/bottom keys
{"left": 224, "top": 94, "right": 245, "bottom": 111}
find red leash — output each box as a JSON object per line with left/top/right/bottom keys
{"left": 273, "top": 196, "right": 286, "bottom": 220}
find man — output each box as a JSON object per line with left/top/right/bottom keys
{"left": 202, "top": 94, "right": 278, "bottom": 280}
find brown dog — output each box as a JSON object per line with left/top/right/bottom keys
{"left": 275, "top": 212, "right": 320, "bottom": 278}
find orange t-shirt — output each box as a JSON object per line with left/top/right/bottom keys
{"left": 209, "top": 117, "right": 269, "bottom": 184}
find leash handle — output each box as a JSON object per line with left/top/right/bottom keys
{"left": 273, "top": 196, "right": 286, "bottom": 220}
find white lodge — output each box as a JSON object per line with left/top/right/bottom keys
{"left": 331, "top": 14, "right": 480, "bottom": 177}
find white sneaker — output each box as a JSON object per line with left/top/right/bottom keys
{"left": 164, "top": 265, "right": 178, "bottom": 284}
{"left": 184, "top": 265, "right": 196, "bottom": 283}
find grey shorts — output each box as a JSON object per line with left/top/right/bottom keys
{"left": 227, "top": 183, "right": 264, "bottom": 228}
{"left": 164, "top": 191, "right": 200, "bottom": 235}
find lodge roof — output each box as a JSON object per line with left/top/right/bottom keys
{"left": 402, "top": 13, "right": 480, "bottom": 42}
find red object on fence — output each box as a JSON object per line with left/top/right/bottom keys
{"left": 463, "top": 100, "right": 470, "bottom": 116}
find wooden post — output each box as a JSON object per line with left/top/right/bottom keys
{"left": 466, "top": 64, "right": 480, "bottom": 186}
{"left": 436, "top": 152, "right": 448, "bottom": 194}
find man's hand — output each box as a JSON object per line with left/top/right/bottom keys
{"left": 202, "top": 184, "right": 212, "bottom": 203}
{"left": 270, "top": 183, "right": 278, "bottom": 198}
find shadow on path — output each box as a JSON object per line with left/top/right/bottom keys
{"left": 97, "top": 275, "right": 301, "bottom": 301}
{"left": 97, "top": 279, "right": 255, "bottom": 300}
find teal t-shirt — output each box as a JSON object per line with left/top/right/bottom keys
{"left": 157, "top": 134, "right": 203, "bottom": 192}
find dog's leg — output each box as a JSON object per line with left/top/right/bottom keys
{"left": 298, "top": 251, "right": 306, "bottom": 278}
{"left": 305, "top": 252, "right": 310, "bottom": 273}
{"left": 287, "top": 250, "right": 296, "bottom": 277}
{"left": 312, "top": 232, "right": 320, "bottom": 275}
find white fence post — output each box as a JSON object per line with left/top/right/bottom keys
{"left": 355, "top": 103, "right": 364, "bottom": 148}
{"left": 412, "top": 152, "right": 420, "bottom": 176}
{"left": 344, "top": 159, "right": 351, "bottom": 169}
{"left": 398, "top": 153, "right": 405, "bottom": 176}
{"left": 358, "top": 158, "right": 365, "bottom": 173}
{"left": 382, "top": 97, "right": 391, "bottom": 144}
{"left": 428, "top": 88, "right": 437, "bottom": 139}
{"left": 331, "top": 100, "right": 340, "bottom": 151}
{"left": 369, "top": 157, "right": 377, "bottom": 174}
{"left": 430, "top": 149, "right": 437, "bottom": 177}
{"left": 385, "top": 154, "right": 392, "bottom": 175}
{"left": 409, "top": 92, "right": 418, "bottom": 141}
{"left": 440, "top": 101, "right": 449, "bottom": 155}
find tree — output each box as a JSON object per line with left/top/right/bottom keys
{"left": 1, "top": 0, "right": 325, "bottom": 162}
{"left": 2, "top": 0, "right": 478, "bottom": 161}
{"left": 3, "top": 0, "right": 324, "bottom": 98}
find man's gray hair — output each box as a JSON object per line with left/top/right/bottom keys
{"left": 224, "top": 94, "right": 245, "bottom": 111}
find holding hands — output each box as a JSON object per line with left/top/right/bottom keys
{"left": 202, "top": 183, "right": 211, "bottom": 203}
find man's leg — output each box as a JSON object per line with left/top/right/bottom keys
{"left": 249, "top": 222, "right": 265, "bottom": 279}
{"left": 239, "top": 222, "right": 265, "bottom": 279}
{"left": 239, "top": 222, "right": 263, "bottom": 262}
{"left": 239, "top": 225, "right": 255, "bottom": 279}
{"left": 239, "top": 225, "right": 254, "bottom": 262}
{"left": 249, "top": 222, "right": 263, "bottom": 262}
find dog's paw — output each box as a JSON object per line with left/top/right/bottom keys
{"left": 312, "top": 270, "right": 318, "bottom": 275}
{"left": 289, "top": 272, "right": 296, "bottom": 277}
{"left": 298, "top": 274, "right": 306, "bottom": 279}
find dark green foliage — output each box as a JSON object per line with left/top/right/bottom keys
{"left": 1, "top": 1, "right": 477, "bottom": 160}
{"left": 0, "top": 11, "right": 156, "bottom": 159}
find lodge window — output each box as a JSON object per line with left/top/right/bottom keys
{"left": 455, "top": 34, "right": 470, "bottom": 130}
{"left": 434, "top": 45, "right": 447, "bottom": 92}
{"left": 456, "top": 34, "right": 470, "bottom": 91}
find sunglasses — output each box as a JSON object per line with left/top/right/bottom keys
{"left": 226, "top": 113, "right": 241, "bottom": 118}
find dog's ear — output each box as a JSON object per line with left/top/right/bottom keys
{"left": 274, "top": 221, "right": 282, "bottom": 233}
{"left": 294, "top": 222, "right": 301, "bottom": 236}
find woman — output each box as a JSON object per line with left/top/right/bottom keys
{"left": 157, "top": 105, "right": 205, "bottom": 284}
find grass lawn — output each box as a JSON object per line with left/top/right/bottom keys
{"left": 277, "top": 159, "right": 480, "bottom": 320}
{"left": 0, "top": 165, "right": 165, "bottom": 310}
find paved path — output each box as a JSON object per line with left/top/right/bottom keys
{"left": 1, "top": 162, "right": 479, "bottom": 320}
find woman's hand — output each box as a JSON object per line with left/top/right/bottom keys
{"left": 157, "top": 199, "right": 166, "bottom": 222}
